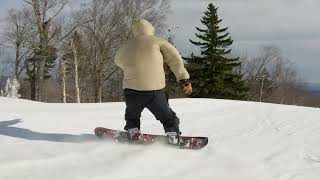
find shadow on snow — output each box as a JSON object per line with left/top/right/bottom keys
{"left": 0, "top": 119, "right": 97, "bottom": 143}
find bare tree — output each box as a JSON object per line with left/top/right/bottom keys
{"left": 0, "top": 0, "right": 170, "bottom": 102}
{"left": 77, "top": 0, "right": 118, "bottom": 102}
{"left": 23, "top": 0, "right": 69, "bottom": 101}
{"left": 242, "top": 46, "right": 302, "bottom": 105}
{"left": 57, "top": 29, "right": 92, "bottom": 103}
{"left": 2, "top": 7, "right": 33, "bottom": 80}
{"left": 52, "top": 10, "right": 92, "bottom": 102}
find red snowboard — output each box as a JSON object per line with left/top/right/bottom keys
{"left": 94, "top": 127, "right": 208, "bottom": 150}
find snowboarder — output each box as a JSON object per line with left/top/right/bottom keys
{"left": 114, "top": 19, "right": 192, "bottom": 144}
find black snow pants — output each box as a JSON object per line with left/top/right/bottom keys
{"left": 123, "top": 88, "right": 180, "bottom": 134}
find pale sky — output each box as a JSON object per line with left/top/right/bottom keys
{"left": 167, "top": 0, "right": 320, "bottom": 83}
{"left": 0, "top": 0, "right": 319, "bottom": 83}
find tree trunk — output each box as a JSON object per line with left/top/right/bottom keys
{"left": 30, "top": 0, "right": 52, "bottom": 102}
{"left": 61, "top": 61, "right": 67, "bottom": 103}
{"left": 31, "top": 0, "right": 43, "bottom": 101}
{"left": 14, "top": 43, "right": 21, "bottom": 80}
{"left": 71, "top": 39, "right": 80, "bottom": 103}
{"left": 30, "top": 79, "right": 36, "bottom": 100}
{"left": 36, "top": 39, "right": 48, "bottom": 101}
{"left": 95, "top": 80, "right": 102, "bottom": 103}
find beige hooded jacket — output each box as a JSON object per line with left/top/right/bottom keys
{"left": 115, "top": 19, "right": 190, "bottom": 91}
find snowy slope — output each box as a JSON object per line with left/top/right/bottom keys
{"left": 1, "top": 97, "right": 320, "bottom": 180}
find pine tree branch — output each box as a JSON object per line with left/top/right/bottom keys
{"left": 190, "top": 39, "right": 207, "bottom": 46}
{"left": 217, "top": 32, "right": 229, "bottom": 40}
{"left": 196, "top": 27, "right": 207, "bottom": 33}
{"left": 217, "top": 27, "right": 228, "bottom": 33}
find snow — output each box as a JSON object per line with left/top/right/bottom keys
{"left": 0, "top": 97, "right": 320, "bottom": 180}
{"left": 3, "top": 77, "right": 20, "bottom": 98}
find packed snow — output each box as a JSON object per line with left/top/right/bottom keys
{"left": 0, "top": 97, "right": 320, "bottom": 180}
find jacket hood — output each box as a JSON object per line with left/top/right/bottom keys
{"left": 132, "top": 19, "right": 155, "bottom": 37}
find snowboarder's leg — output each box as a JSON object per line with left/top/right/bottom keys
{"left": 123, "top": 89, "right": 149, "bottom": 131}
{"left": 145, "top": 89, "right": 181, "bottom": 135}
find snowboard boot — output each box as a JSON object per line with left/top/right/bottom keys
{"left": 127, "top": 127, "right": 141, "bottom": 140}
{"left": 163, "top": 116, "right": 181, "bottom": 144}
{"left": 166, "top": 132, "right": 180, "bottom": 145}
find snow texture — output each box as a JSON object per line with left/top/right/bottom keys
{"left": 0, "top": 97, "right": 320, "bottom": 180}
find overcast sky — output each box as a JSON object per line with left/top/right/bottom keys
{"left": 167, "top": 0, "right": 320, "bottom": 83}
{"left": 0, "top": 0, "right": 319, "bottom": 83}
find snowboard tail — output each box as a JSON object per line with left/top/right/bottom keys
{"left": 94, "top": 127, "right": 208, "bottom": 150}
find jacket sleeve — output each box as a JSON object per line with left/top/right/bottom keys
{"left": 159, "top": 40, "right": 190, "bottom": 81}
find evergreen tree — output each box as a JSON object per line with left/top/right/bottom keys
{"left": 25, "top": 46, "right": 57, "bottom": 100}
{"left": 184, "top": 3, "right": 247, "bottom": 99}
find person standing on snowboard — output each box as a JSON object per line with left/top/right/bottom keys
{"left": 114, "top": 19, "right": 192, "bottom": 144}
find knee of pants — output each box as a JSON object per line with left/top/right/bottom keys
{"left": 155, "top": 108, "right": 177, "bottom": 122}
{"left": 160, "top": 115, "right": 180, "bottom": 128}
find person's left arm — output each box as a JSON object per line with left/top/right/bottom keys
{"left": 159, "top": 39, "right": 192, "bottom": 95}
